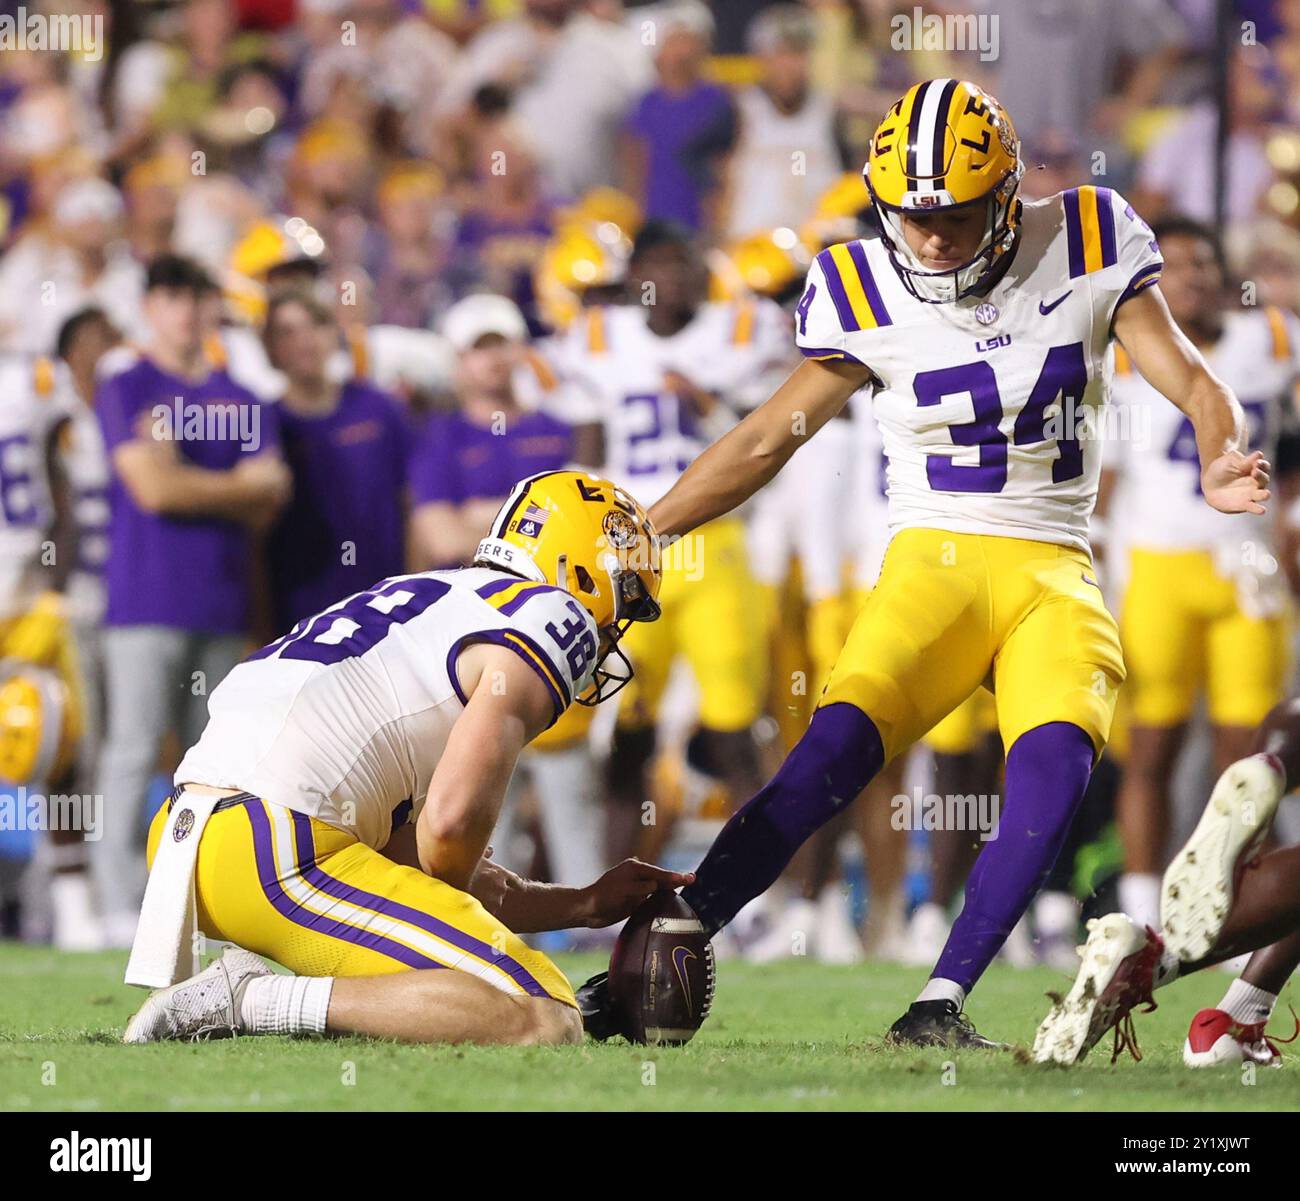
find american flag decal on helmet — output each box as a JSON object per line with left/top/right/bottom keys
{"left": 514, "top": 503, "right": 550, "bottom": 539}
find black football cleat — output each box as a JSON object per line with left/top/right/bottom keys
{"left": 576, "top": 971, "right": 621, "bottom": 1041}
{"left": 886, "top": 1000, "right": 1003, "bottom": 1050}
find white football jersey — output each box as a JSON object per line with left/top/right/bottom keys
{"left": 1105, "top": 306, "right": 1300, "bottom": 553}
{"left": 850, "top": 392, "right": 892, "bottom": 589}
{"left": 176, "top": 568, "right": 599, "bottom": 851}
{"left": 62, "top": 402, "right": 110, "bottom": 624}
{"left": 0, "top": 356, "right": 78, "bottom": 619}
{"left": 796, "top": 186, "right": 1164, "bottom": 552}
{"left": 553, "top": 300, "right": 794, "bottom": 507}
{"left": 748, "top": 412, "right": 856, "bottom": 601}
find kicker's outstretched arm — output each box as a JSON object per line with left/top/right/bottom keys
{"left": 1113, "top": 285, "right": 1269, "bottom": 515}
{"left": 648, "top": 357, "right": 867, "bottom": 538}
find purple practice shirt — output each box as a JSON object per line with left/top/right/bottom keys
{"left": 97, "top": 355, "right": 281, "bottom": 634}
{"left": 410, "top": 407, "right": 572, "bottom": 518}
{"left": 268, "top": 380, "right": 412, "bottom": 633}
{"left": 626, "top": 83, "right": 737, "bottom": 230}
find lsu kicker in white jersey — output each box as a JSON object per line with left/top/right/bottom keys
{"left": 175, "top": 568, "right": 598, "bottom": 852}
{"left": 553, "top": 300, "right": 793, "bottom": 506}
{"left": 796, "top": 185, "right": 1163, "bottom": 552}
{"left": 0, "top": 356, "right": 78, "bottom": 619}
{"left": 1106, "top": 306, "right": 1300, "bottom": 553}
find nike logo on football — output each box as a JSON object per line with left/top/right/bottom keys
{"left": 672, "top": 945, "right": 697, "bottom": 1017}
{"left": 1039, "top": 291, "right": 1072, "bottom": 315}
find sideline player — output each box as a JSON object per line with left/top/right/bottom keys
{"left": 1033, "top": 697, "right": 1300, "bottom": 1068}
{"left": 1104, "top": 216, "right": 1300, "bottom": 930}
{"left": 123, "top": 471, "right": 689, "bottom": 1047}
{"left": 606, "top": 80, "right": 1269, "bottom": 1047}
{"left": 555, "top": 220, "right": 793, "bottom": 861}
{"left": 0, "top": 350, "right": 91, "bottom": 947}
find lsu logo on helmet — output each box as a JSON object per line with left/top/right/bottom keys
{"left": 865, "top": 78, "right": 1024, "bottom": 302}
{"left": 476, "top": 471, "right": 662, "bottom": 703}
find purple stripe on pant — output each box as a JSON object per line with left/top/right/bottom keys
{"left": 287, "top": 809, "right": 551, "bottom": 999}
{"left": 244, "top": 800, "right": 441, "bottom": 970}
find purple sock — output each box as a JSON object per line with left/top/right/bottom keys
{"left": 932, "top": 721, "right": 1095, "bottom": 993}
{"left": 681, "top": 703, "right": 884, "bottom": 935}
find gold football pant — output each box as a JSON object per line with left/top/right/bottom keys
{"left": 820, "top": 529, "right": 1126, "bottom": 762}
{"left": 1120, "top": 547, "right": 1288, "bottom": 729}
{"left": 147, "top": 794, "right": 576, "bottom": 1007}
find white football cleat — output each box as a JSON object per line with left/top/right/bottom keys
{"left": 813, "top": 888, "right": 865, "bottom": 965}
{"left": 1183, "top": 1008, "right": 1284, "bottom": 1069}
{"left": 1161, "top": 754, "right": 1285, "bottom": 962}
{"left": 744, "top": 897, "right": 819, "bottom": 963}
{"left": 1032, "top": 913, "right": 1162, "bottom": 1065}
{"left": 123, "top": 946, "right": 272, "bottom": 1044}
{"left": 900, "top": 902, "right": 950, "bottom": 967}
{"left": 50, "top": 873, "right": 103, "bottom": 952}
{"left": 998, "top": 913, "right": 1037, "bottom": 969}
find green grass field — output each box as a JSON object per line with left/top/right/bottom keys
{"left": 2, "top": 944, "right": 1298, "bottom": 1111}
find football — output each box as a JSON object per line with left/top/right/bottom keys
{"left": 607, "top": 890, "right": 715, "bottom": 1046}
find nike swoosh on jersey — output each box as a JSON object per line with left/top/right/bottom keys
{"left": 1039, "top": 290, "right": 1072, "bottom": 315}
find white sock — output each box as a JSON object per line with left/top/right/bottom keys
{"left": 239, "top": 974, "right": 334, "bottom": 1034}
{"left": 1035, "top": 891, "right": 1078, "bottom": 940}
{"left": 917, "top": 977, "right": 966, "bottom": 1008}
{"left": 1219, "top": 978, "right": 1277, "bottom": 1026}
{"left": 1119, "top": 873, "right": 1161, "bottom": 930}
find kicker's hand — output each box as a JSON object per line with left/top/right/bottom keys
{"left": 580, "top": 859, "right": 696, "bottom": 928}
{"left": 1202, "top": 448, "right": 1270, "bottom": 515}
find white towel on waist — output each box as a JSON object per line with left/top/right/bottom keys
{"left": 124, "top": 787, "right": 221, "bottom": 988}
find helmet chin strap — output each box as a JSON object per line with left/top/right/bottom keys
{"left": 882, "top": 197, "right": 999, "bottom": 302}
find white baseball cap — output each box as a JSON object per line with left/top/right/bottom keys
{"left": 53, "top": 177, "right": 124, "bottom": 227}
{"left": 441, "top": 294, "right": 528, "bottom": 352}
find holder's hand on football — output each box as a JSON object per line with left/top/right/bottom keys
{"left": 1202, "top": 448, "right": 1270, "bottom": 515}
{"left": 581, "top": 859, "right": 696, "bottom": 928}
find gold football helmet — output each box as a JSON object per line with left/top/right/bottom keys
{"left": 0, "top": 662, "right": 76, "bottom": 787}
{"left": 534, "top": 220, "right": 631, "bottom": 330}
{"left": 475, "top": 471, "right": 661, "bottom": 703}
{"left": 865, "top": 78, "right": 1024, "bottom": 302}
{"left": 709, "top": 228, "right": 811, "bottom": 303}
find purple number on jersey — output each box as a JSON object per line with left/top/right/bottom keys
{"left": 915, "top": 361, "right": 1007, "bottom": 492}
{"left": 545, "top": 596, "right": 597, "bottom": 680}
{"left": 914, "top": 343, "right": 1090, "bottom": 493}
{"left": 1167, "top": 399, "right": 1266, "bottom": 493}
{"left": 1012, "top": 342, "right": 1089, "bottom": 482}
{"left": 250, "top": 576, "right": 451, "bottom": 665}
{"left": 0, "top": 433, "right": 39, "bottom": 526}
{"left": 795, "top": 283, "right": 817, "bottom": 336}
{"left": 623, "top": 392, "right": 690, "bottom": 475}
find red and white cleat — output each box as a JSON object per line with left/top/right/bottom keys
{"left": 1184, "top": 1008, "right": 1285, "bottom": 1069}
{"left": 1161, "top": 754, "right": 1286, "bottom": 963}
